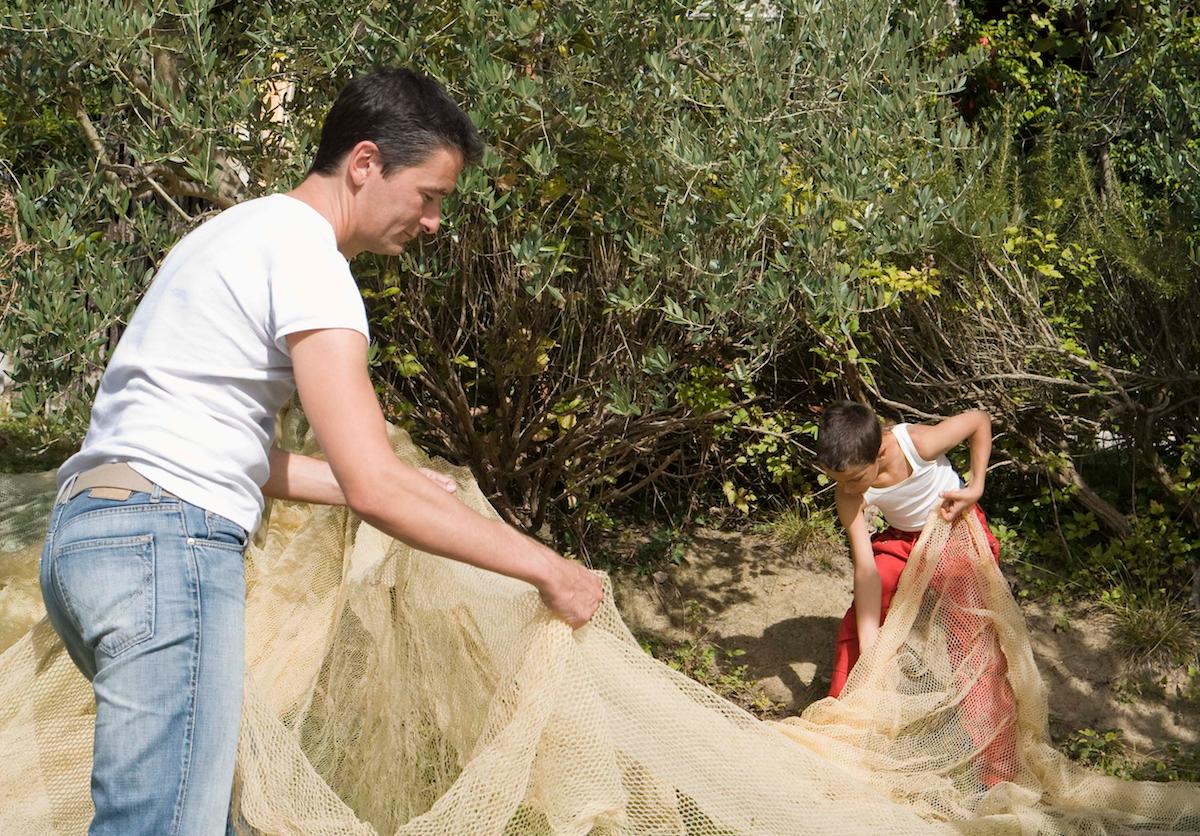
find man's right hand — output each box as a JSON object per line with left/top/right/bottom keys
{"left": 535, "top": 545, "right": 604, "bottom": 629}
{"left": 288, "top": 327, "right": 604, "bottom": 628}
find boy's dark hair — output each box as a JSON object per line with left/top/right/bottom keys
{"left": 310, "top": 68, "right": 484, "bottom": 176}
{"left": 815, "top": 401, "right": 881, "bottom": 471}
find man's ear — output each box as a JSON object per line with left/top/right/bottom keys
{"left": 345, "top": 140, "right": 381, "bottom": 187}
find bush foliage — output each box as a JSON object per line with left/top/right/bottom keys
{"left": 1, "top": 0, "right": 1197, "bottom": 601}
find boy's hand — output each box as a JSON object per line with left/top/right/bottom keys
{"left": 417, "top": 467, "right": 457, "bottom": 493}
{"left": 939, "top": 485, "right": 983, "bottom": 521}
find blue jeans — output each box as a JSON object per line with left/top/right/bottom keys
{"left": 39, "top": 482, "right": 246, "bottom": 835}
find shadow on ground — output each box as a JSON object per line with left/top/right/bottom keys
{"left": 613, "top": 528, "right": 853, "bottom": 712}
{"left": 612, "top": 526, "right": 1200, "bottom": 753}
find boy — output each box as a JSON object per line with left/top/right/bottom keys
{"left": 814, "top": 401, "right": 1014, "bottom": 787}
{"left": 815, "top": 401, "right": 999, "bottom": 696}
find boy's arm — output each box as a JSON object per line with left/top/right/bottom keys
{"left": 908, "top": 410, "right": 992, "bottom": 521}
{"left": 837, "top": 489, "right": 882, "bottom": 656}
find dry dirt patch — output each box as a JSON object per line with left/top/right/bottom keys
{"left": 612, "top": 527, "right": 1200, "bottom": 754}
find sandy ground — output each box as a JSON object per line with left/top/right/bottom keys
{"left": 612, "top": 527, "right": 1200, "bottom": 755}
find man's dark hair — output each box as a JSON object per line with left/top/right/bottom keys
{"left": 815, "top": 401, "right": 881, "bottom": 471}
{"left": 310, "top": 68, "right": 484, "bottom": 176}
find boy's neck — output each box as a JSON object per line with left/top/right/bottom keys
{"left": 872, "top": 431, "right": 912, "bottom": 488}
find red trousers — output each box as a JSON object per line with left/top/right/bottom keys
{"left": 829, "top": 506, "right": 1016, "bottom": 787}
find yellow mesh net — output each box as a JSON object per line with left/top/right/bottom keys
{"left": 1, "top": 419, "right": 1197, "bottom": 834}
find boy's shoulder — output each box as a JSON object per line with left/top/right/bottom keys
{"left": 833, "top": 483, "right": 867, "bottom": 514}
{"left": 833, "top": 481, "right": 865, "bottom": 499}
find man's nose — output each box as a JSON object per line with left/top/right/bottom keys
{"left": 420, "top": 213, "right": 440, "bottom": 235}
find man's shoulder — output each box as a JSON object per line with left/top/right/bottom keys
{"left": 206, "top": 194, "right": 320, "bottom": 229}
{"left": 179, "top": 195, "right": 283, "bottom": 247}
{"left": 200, "top": 195, "right": 340, "bottom": 261}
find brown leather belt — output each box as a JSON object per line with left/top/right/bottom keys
{"left": 60, "top": 462, "right": 177, "bottom": 503}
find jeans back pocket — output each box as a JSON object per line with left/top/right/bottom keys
{"left": 51, "top": 534, "right": 156, "bottom": 658}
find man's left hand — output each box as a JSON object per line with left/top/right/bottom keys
{"left": 417, "top": 467, "right": 457, "bottom": 494}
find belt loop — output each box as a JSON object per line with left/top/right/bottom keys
{"left": 55, "top": 473, "right": 79, "bottom": 506}
{"left": 150, "top": 482, "right": 162, "bottom": 503}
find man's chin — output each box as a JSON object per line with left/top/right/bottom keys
{"left": 365, "top": 241, "right": 408, "bottom": 256}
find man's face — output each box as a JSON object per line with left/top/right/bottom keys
{"left": 358, "top": 145, "right": 464, "bottom": 256}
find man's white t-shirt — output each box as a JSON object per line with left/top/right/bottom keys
{"left": 57, "top": 194, "right": 369, "bottom": 532}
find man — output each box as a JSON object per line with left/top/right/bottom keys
{"left": 39, "top": 68, "right": 603, "bottom": 835}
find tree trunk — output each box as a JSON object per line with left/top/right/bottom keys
{"left": 1022, "top": 436, "right": 1133, "bottom": 539}
{"left": 1047, "top": 459, "right": 1134, "bottom": 539}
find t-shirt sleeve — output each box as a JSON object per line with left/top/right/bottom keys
{"left": 267, "top": 239, "right": 370, "bottom": 356}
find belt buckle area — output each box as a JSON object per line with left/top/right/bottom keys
{"left": 88, "top": 487, "right": 135, "bottom": 501}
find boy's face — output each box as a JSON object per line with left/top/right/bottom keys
{"left": 823, "top": 448, "right": 883, "bottom": 494}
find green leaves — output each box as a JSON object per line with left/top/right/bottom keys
{"left": 503, "top": 6, "right": 540, "bottom": 41}
{"left": 11, "top": 0, "right": 1191, "bottom": 568}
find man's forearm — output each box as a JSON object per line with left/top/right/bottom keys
{"left": 261, "top": 446, "right": 347, "bottom": 505}
{"left": 350, "top": 459, "right": 562, "bottom": 590}
{"left": 261, "top": 443, "right": 551, "bottom": 586}
{"left": 265, "top": 447, "right": 563, "bottom": 593}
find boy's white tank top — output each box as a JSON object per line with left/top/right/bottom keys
{"left": 864, "top": 424, "right": 962, "bottom": 532}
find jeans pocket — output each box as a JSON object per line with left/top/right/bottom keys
{"left": 204, "top": 510, "right": 248, "bottom": 550}
{"left": 52, "top": 534, "right": 156, "bottom": 658}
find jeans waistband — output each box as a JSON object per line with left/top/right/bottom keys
{"left": 56, "top": 463, "right": 177, "bottom": 505}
